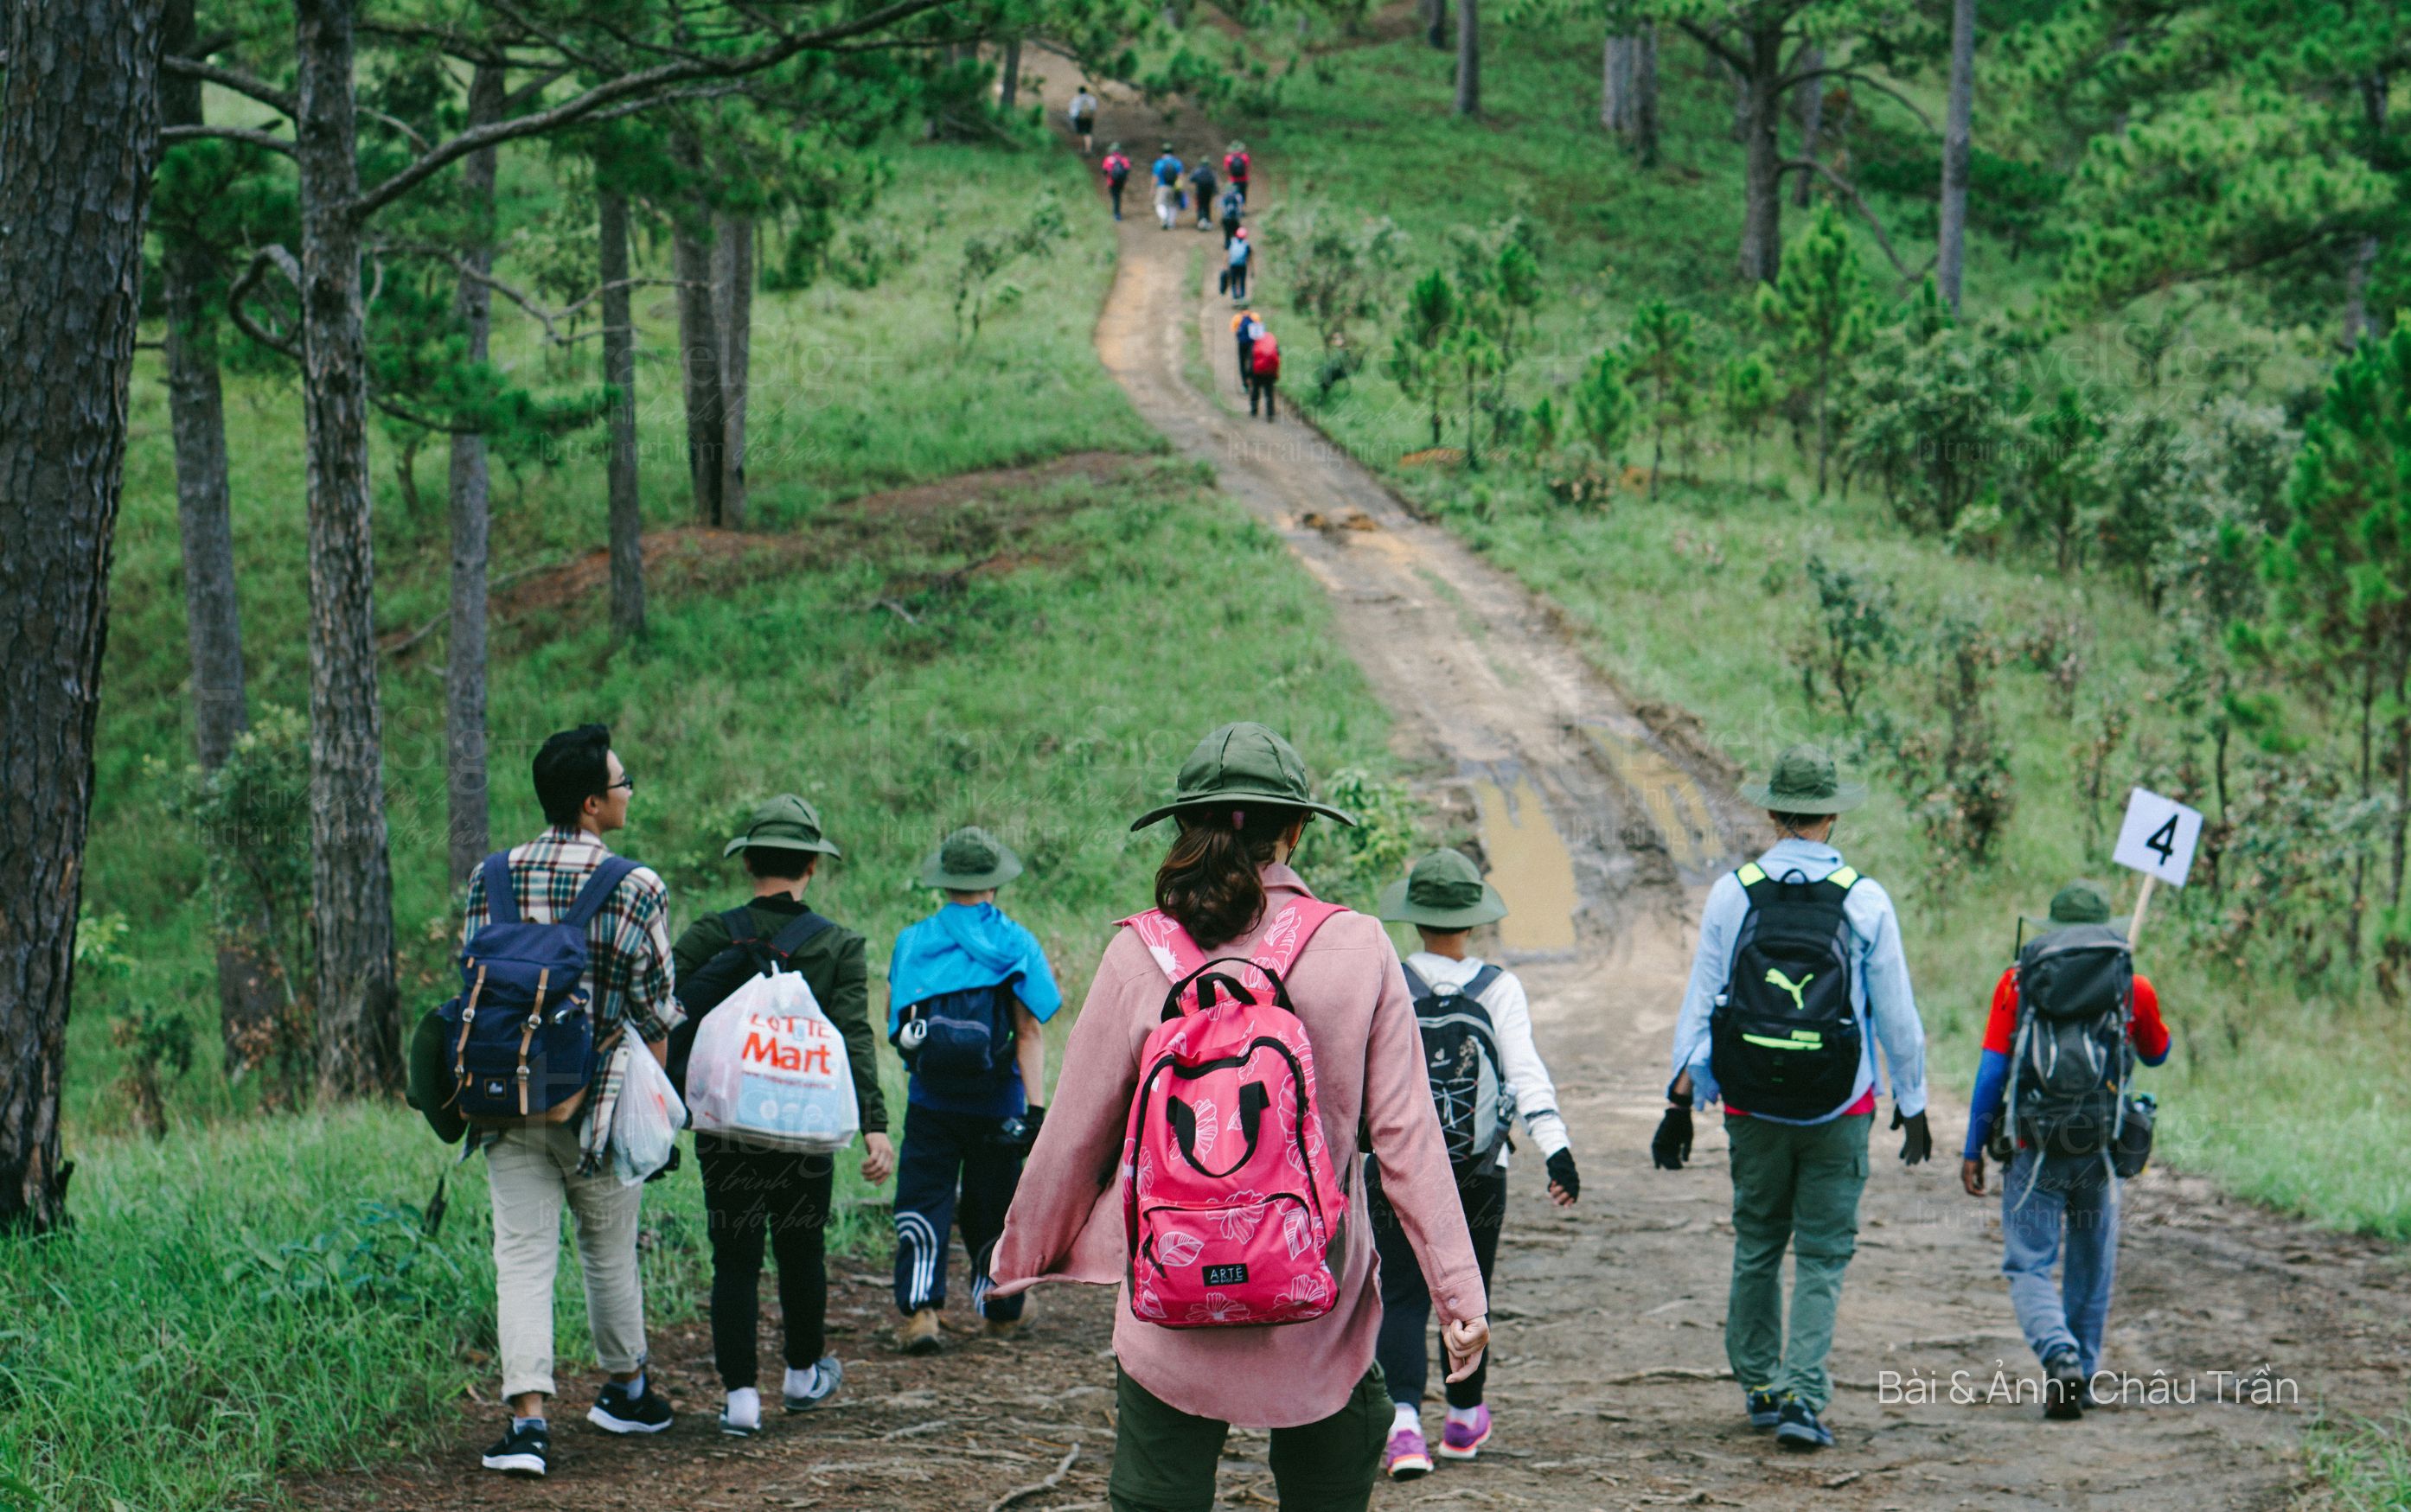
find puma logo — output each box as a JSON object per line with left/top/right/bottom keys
{"left": 1764, "top": 967, "right": 1813, "bottom": 1011}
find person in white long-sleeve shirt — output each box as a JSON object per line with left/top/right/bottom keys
{"left": 1367, "top": 848, "right": 1579, "bottom": 1481}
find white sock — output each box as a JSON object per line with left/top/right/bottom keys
{"left": 785, "top": 1363, "right": 820, "bottom": 1400}
{"left": 1446, "top": 1403, "right": 1483, "bottom": 1426}
{"left": 1391, "top": 1402, "right": 1420, "bottom": 1434}
{"left": 723, "top": 1388, "right": 759, "bottom": 1430}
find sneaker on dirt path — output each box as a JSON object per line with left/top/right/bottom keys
{"left": 1437, "top": 1404, "right": 1492, "bottom": 1460}
{"left": 1382, "top": 1425, "right": 1432, "bottom": 1480}
{"left": 984, "top": 1317, "right": 1023, "bottom": 1342}
{"left": 1774, "top": 1396, "right": 1832, "bottom": 1451}
{"left": 1744, "top": 1387, "right": 1782, "bottom": 1431}
{"left": 587, "top": 1377, "right": 674, "bottom": 1435}
{"left": 783, "top": 1355, "right": 844, "bottom": 1413}
{"left": 482, "top": 1419, "right": 549, "bottom": 1477}
{"left": 2044, "top": 1351, "right": 2087, "bottom": 1420}
{"left": 901, "top": 1308, "right": 943, "bottom": 1355}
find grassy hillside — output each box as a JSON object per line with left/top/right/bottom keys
{"left": 1228, "top": 16, "right": 2411, "bottom": 1237}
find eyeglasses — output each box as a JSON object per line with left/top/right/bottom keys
{"left": 606, "top": 775, "right": 635, "bottom": 794}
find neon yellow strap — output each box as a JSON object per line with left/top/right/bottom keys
{"left": 1827, "top": 865, "right": 1860, "bottom": 890}
{"left": 1742, "top": 1033, "right": 1823, "bottom": 1051}
{"left": 1736, "top": 863, "right": 1768, "bottom": 886}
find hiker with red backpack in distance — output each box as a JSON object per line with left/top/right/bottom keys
{"left": 1101, "top": 142, "right": 1132, "bottom": 221}
{"left": 1961, "top": 881, "right": 2169, "bottom": 1421}
{"left": 1248, "top": 318, "right": 1280, "bottom": 421}
{"left": 1225, "top": 224, "right": 1253, "bottom": 303}
{"left": 1232, "top": 308, "right": 1263, "bottom": 394}
{"left": 665, "top": 794, "right": 893, "bottom": 1437}
{"left": 454, "top": 724, "right": 682, "bottom": 1479}
{"left": 886, "top": 827, "right": 1062, "bottom": 1356}
{"left": 1372, "top": 849, "right": 1580, "bottom": 1480}
{"left": 1650, "top": 743, "right": 1931, "bottom": 1454}
{"left": 990, "top": 723, "right": 1489, "bottom": 1512}
{"left": 1224, "top": 139, "right": 1251, "bottom": 204}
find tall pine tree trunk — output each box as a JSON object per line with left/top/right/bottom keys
{"left": 1792, "top": 46, "right": 1822, "bottom": 208}
{"left": 1935, "top": 0, "right": 1976, "bottom": 313}
{"left": 294, "top": 0, "right": 400, "bottom": 1098}
{"left": 1603, "top": 31, "right": 1631, "bottom": 132}
{"left": 1423, "top": 0, "right": 1447, "bottom": 50}
{"left": 0, "top": 0, "right": 165, "bottom": 1233}
{"left": 1000, "top": 35, "right": 1021, "bottom": 109}
{"left": 713, "top": 210, "right": 752, "bottom": 530}
{"left": 1631, "top": 25, "right": 1658, "bottom": 168}
{"left": 445, "top": 61, "right": 503, "bottom": 887}
{"left": 2343, "top": 72, "right": 2387, "bottom": 349}
{"left": 673, "top": 203, "right": 726, "bottom": 526}
{"left": 1454, "top": 0, "right": 1479, "bottom": 116}
{"left": 1736, "top": 25, "right": 1785, "bottom": 284}
{"left": 598, "top": 187, "right": 646, "bottom": 641}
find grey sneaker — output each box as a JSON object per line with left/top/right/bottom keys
{"left": 783, "top": 1354, "right": 844, "bottom": 1413}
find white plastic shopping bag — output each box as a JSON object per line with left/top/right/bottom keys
{"left": 685, "top": 971, "right": 860, "bottom": 1154}
{"left": 609, "top": 1039, "right": 687, "bottom": 1187}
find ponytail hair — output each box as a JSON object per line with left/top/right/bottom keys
{"left": 1154, "top": 805, "right": 1309, "bottom": 949}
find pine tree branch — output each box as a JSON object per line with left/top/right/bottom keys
{"left": 1777, "top": 157, "right": 1919, "bottom": 280}
{"left": 1673, "top": 18, "right": 1747, "bottom": 74}
{"left": 1777, "top": 67, "right": 1936, "bottom": 132}
{"left": 163, "top": 54, "right": 295, "bottom": 114}
{"left": 162, "top": 124, "right": 296, "bottom": 156}
{"left": 226, "top": 246, "right": 304, "bottom": 359}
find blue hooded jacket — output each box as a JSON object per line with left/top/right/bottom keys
{"left": 888, "top": 903, "right": 1062, "bottom": 1116}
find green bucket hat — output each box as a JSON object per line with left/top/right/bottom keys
{"left": 1130, "top": 722, "right": 1359, "bottom": 831}
{"left": 920, "top": 826, "right": 1024, "bottom": 890}
{"left": 404, "top": 1008, "right": 468, "bottom": 1145}
{"left": 1739, "top": 743, "right": 1868, "bottom": 814}
{"left": 723, "top": 793, "right": 842, "bottom": 858}
{"left": 1378, "top": 848, "right": 1509, "bottom": 929}
{"left": 2024, "top": 879, "right": 2126, "bottom": 935}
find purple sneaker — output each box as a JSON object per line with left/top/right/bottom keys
{"left": 1383, "top": 1425, "right": 1432, "bottom": 1480}
{"left": 1437, "top": 1404, "right": 1492, "bottom": 1460}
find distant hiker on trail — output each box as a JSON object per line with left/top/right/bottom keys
{"left": 1101, "top": 143, "right": 1132, "bottom": 222}
{"left": 1652, "top": 743, "right": 1930, "bottom": 1455}
{"left": 459, "top": 724, "right": 682, "bottom": 1479}
{"left": 1150, "top": 144, "right": 1184, "bottom": 230}
{"left": 1233, "top": 309, "right": 1263, "bottom": 394}
{"left": 668, "top": 794, "right": 892, "bottom": 1437}
{"left": 1220, "top": 184, "right": 1244, "bottom": 248}
{"left": 1962, "top": 880, "right": 2169, "bottom": 1421}
{"left": 1373, "top": 849, "right": 1580, "bottom": 1481}
{"left": 1224, "top": 140, "right": 1252, "bottom": 204}
{"left": 886, "top": 827, "right": 1061, "bottom": 1356}
{"left": 1248, "top": 320, "right": 1280, "bottom": 421}
{"left": 1190, "top": 156, "right": 1218, "bottom": 231}
{"left": 1225, "top": 225, "right": 1252, "bottom": 303}
{"left": 991, "top": 722, "right": 1489, "bottom": 1512}
{"left": 1069, "top": 84, "right": 1099, "bottom": 153}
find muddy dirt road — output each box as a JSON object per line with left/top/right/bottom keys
{"left": 298, "top": 69, "right": 2409, "bottom": 1512}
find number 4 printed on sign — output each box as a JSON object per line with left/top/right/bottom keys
{"left": 2112, "top": 788, "right": 2204, "bottom": 950}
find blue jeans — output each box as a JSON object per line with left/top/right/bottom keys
{"left": 1999, "top": 1148, "right": 2119, "bottom": 1378}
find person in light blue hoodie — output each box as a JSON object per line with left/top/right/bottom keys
{"left": 886, "top": 826, "right": 1062, "bottom": 1353}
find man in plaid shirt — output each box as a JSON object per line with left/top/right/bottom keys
{"left": 469, "top": 724, "right": 683, "bottom": 1478}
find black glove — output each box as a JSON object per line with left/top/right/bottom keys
{"left": 1651, "top": 1103, "right": 1693, "bottom": 1171}
{"left": 1000, "top": 1104, "right": 1045, "bottom": 1154}
{"left": 1544, "top": 1148, "right": 1581, "bottom": 1202}
{"left": 1894, "top": 1107, "right": 1932, "bottom": 1166}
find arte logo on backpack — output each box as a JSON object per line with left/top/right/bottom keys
{"left": 1119, "top": 898, "right": 1351, "bottom": 1330}
{"left": 1709, "top": 863, "right": 1865, "bottom": 1120}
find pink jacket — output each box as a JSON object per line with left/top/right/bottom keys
{"left": 990, "top": 864, "right": 1486, "bottom": 1427}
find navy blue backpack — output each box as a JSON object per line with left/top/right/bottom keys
{"left": 892, "top": 983, "right": 1018, "bottom": 1090}
{"left": 439, "top": 851, "right": 637, "bottom": 1125}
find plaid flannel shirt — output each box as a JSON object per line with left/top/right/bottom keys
{"left": 462, "top": 825, "right": 683, "bottom": 1171}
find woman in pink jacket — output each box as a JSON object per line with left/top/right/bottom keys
{"left": 990, "top": 722, "right": 1489, "bottom": 1512}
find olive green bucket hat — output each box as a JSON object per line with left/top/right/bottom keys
{"left": 1130, "top": 721, "right": 1359, "bottom": 831}
{"left": 1378, "top": 848, "right": 1508, "bottom": 929}
{"left": 920, "top": 826, "right": 1024, "bottom": 890}
{"left": 723, "top": 794, "right": 842, "bottom": 858}
{"left": 1739, "top": 743, "right": 1868, "bottom": 814}
{"left": 2024, "top": 878, "right": 2128, "bottom": 935}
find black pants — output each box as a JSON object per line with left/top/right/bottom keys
{"left": 1368, "top": 1157, "right": 1506, "bottom": 1408}
{"left": 1109, "top": 181, "right": 1125, "bottom": 218}
{"left": 1236, "top": 340, "right": 1255, "bottom": 392}
{"left": 1234, "top": 178, "right": 1249, "bottom": 204}
{"left": 1223, "top": 220, "right": 1240, "bottom": 248}
{"left": 1227, "top": 262, "right": 1249, "bottom": 300}
{"left": 892, "top": 1104, "right": 1026, "bottom": 1319}
{"left": 1248, "top": 373, "right": 1277, "bottom": 418}
{"left": 699, "top": 1136, "right": 834, "bottom": 1389}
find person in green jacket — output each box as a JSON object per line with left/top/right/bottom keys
{"left": 670, "top": 795, "right": 895, "bottom": 1438}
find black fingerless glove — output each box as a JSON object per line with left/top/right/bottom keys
{"left": 1893, "top": 1107, "right": 1932, "bottom": 1166}
{"left": 1018, "top": 1104, "right": 1046, "bottom": 1152}
{"left": 1651, "top": 1105, "right": 1693, "bottom": 1171}
{"left": 1544, "top": 1148, "right": 1581, "bottom": 1202}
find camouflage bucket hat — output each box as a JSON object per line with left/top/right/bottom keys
{"left": 723, "top": 793, "right": 841, "bottom": 858}
{"left": 1739, "top": 743, "right": 1868, "bottom": 815}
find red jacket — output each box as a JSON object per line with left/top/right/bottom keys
{"left": 1979, "top": 967, "right": 2169, "bottom": 1061}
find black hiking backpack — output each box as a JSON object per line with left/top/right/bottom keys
{"left": 1404, "top": 962, "right": 1516, "bottom": 1170}
{"left": 1709, "top": 863, "right": 1864, "bottom": 1120}
{"left": 664, "top": 905, "right": 835, "bottom": 1096}
{"left": 2006, "top": 923, "right": 2134, "bottom": 1159}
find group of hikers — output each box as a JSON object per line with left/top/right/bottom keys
{"left": 411, "top": 721, "right": 2166, "bottom": 1505}
{"left": 1096, "top": 127, "right": 1251, "bottom": 233}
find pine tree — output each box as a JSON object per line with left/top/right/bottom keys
{"left": 1755, "top": 205, "right": 1873, "bottom": 495}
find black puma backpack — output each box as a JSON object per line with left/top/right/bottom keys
{"left": 1709, "top": 864, "right": 1864, "bottom": 1120}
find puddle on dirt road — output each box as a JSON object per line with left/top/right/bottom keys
{"left": 1582, "top": 725, "right": 1726, "bottom": 879}
{"left": 1468, "top": 775, "right": 1580, "bottom": 954}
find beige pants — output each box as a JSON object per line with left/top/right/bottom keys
{"left": 487, "top": 1123, "right": 649, "bottom": 1400}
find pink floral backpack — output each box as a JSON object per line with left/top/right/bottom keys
{"left": 1118, "top": 897, "right": 1351, "bottom": 1329}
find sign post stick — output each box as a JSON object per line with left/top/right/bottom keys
{"left": 2128, "top": 874, "right": 2158, "bottom": 952}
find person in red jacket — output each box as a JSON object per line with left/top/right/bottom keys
{"left": 1224, "top": 140, "right": 1251, "bottom": 204}
{"left": 1248, "top": 322, "right": 1280, "bottom": 422}
{"left": 1100, "top": 144, "right": 1132, "bottom": 222}
{"left": 1961, "top": 881, "right": 2170, "bottom": 1419}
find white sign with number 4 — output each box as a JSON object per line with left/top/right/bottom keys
{"left": 2113, "top": 788, "right": 2203, "bottom": 888}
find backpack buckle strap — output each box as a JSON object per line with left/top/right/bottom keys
{"left": 454, "top": 964, "right": 488, "bottom": 1081}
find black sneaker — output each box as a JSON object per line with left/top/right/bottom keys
{"left": 1744, "top": 1387, "right": 1782, "bottom": 1432}
{"left": 1774, "top": 1396, "right": 1833, "bottom": 1451}
{"left": 481, "top": 1419, "right": 549, "bottom": 1477}
{"left": 2043, "top": 1351, "right": 2087, "bottom": 1420}
{"left": 588, "top": 1377, "right": 675, "bottom": 1435}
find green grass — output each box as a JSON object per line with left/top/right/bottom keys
{"left": 2307, "top": 1406, "right": 2411, "bottom": 1510}
{"left": 24, "top": 135, "right": 1409, "bottom": 1512}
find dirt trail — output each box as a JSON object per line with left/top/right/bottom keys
{"left": 298, "top": 70, "right": 2408, "bottom": 1512}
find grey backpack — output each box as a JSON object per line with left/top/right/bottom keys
{"left": 2007, "top": 923, "right": 2135, "bottom": 1159}
{"left": 1404, "top": 964, "right": 1516, "bottom": 1171}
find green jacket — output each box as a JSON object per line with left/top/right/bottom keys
{"left": 672, "top": 893, "right": 887, "bottom": 1134}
